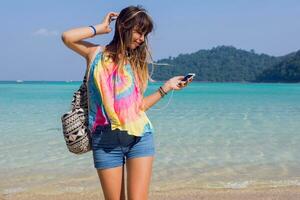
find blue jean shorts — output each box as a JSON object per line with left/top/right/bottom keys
{"left": 91, "top": 126, "right": 155, "bottom": 169}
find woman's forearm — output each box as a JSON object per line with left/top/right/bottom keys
{"left": 61, "top": 24, "right": 108, "bottom": 43}
{"left": 141, "top": 84, "right": 171, "bottom": 111}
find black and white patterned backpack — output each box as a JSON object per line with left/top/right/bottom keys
{"left": 61, "top": 69, "right": 91, "bottom": 154}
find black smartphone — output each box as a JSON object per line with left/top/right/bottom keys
{"left": 182, "top": 73, "right": 196, "bottom": 82}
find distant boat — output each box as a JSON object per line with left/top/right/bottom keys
{"left": 66, "top": 80, "right": 73, "bottom": 83}
{"left": 16, "top": 80, "right": 24, "bottom": 83}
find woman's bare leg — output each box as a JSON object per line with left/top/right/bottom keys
{"left": 126, "top": 156, "right": 154, "bottom": 200}
{"left": 96, "top": 164, "right": 126, "bottom": 200}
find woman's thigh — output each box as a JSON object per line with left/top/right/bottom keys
{"left": 126, "top": 131, "right": 155, "bottom": 199}
{"left": 126, "top": 156, "right": 154, "bottom": 200}
{"left": 96, "top": 165, "right": 126, "bottom": 200}
{"left": 92, "top": 128, "right": 128, "bottom": 199}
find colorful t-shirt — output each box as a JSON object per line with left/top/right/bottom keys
{"left": 87, "top": 47, "right": 153, "bottom": 137}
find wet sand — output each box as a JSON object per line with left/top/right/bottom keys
{"left": 2, "top": 186, "right": 300, "bottom": 200}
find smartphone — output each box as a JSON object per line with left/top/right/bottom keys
{"left": 182, "top": 73, "right": 196, "bottom": 82}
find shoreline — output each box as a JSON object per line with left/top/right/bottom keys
{"left": 1, "top": 80, "right": 300, "bottom": 84}
{"left": 2, "top": 186, "right": 300, "bottom": 200}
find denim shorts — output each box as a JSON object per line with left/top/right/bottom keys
{"left": 91, "top": 126, "right": 155, "bottom": 169}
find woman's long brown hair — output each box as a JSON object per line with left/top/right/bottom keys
{"left": 102, "top": 5, "right": 154, "bottom": 93}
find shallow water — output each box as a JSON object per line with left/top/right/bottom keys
{"left": 1, "top": 81, "right": 300, "bottom": 194}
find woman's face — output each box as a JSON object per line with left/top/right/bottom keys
{"left": 128, "top": 29, "right": 146, "bottom": 50}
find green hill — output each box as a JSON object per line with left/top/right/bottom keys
{"left": 150, "top": 45, "right": 299, "bottom": 82}
{"left": 255, "top": 50, "right": 300, "bottom": 82}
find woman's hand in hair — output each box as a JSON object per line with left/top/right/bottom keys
{"left": 162, "top": 76, "right": 193, "bottom": 92}
{"left": 101, "top": 12, "right": 119, "bottom": 33}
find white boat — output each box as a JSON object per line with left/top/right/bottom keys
{"left": 16, "top": 80, "right": 24, "bottom": 83}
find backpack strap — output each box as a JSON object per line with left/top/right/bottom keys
{"left": 83, "top": 45, "right": 103, "bottom": 84}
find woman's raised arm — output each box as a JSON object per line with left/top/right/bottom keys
{"left": 61, "top": 12, "right": 119, "bottom": 61}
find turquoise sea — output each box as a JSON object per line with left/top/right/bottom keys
{"left": 1, "top": 81, "right": 300, "bottom": 195}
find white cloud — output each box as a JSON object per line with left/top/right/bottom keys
{"left": 33, "top": 28, "right": 59, "bottom": 36}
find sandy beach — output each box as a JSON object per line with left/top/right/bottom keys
{"left": 2, "top": 186, "right": 300, "bottom": 200}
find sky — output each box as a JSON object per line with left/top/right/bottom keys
{"left": 1, "top": 0, "right": 299, "bottom": 81}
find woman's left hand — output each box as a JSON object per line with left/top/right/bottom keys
{"left": 162, "top": 76, "right": 194, "bottom": 92}
{"left": 178, "top": 76, "right": 193, "bottom": 89}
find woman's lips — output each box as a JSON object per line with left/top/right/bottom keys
{"left": 131, "top": 41, "right": 142, "bottom": 48}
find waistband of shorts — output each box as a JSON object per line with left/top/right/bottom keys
{"left": 95, "top": 125, "right": 111, "bottom": 131}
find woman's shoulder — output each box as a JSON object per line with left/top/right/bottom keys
{"left": 87, "top": 45, "right": 105, "bottom": 68}
{"left": 88, "top": 45, "right": 104, "bottom": 61}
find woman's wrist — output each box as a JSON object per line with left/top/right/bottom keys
{"left": 157, "top": 87, "right": 166, "bottom": 98}
{"left": 94, "top": 23, "right": 111, "bottom": 35}
{"left": 162, "top": 82, "right": 172, "bottom": 93}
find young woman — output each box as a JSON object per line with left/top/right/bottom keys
{"left": 62, "top": 5, "right": 193, "bottom": 200}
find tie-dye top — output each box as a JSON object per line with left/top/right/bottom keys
{"left": 87, "top": 47, "right": 153, "bottom": 137}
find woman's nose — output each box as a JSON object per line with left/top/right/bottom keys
{"left": 139, "top": 34, "right": 145, "bottom": 42}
